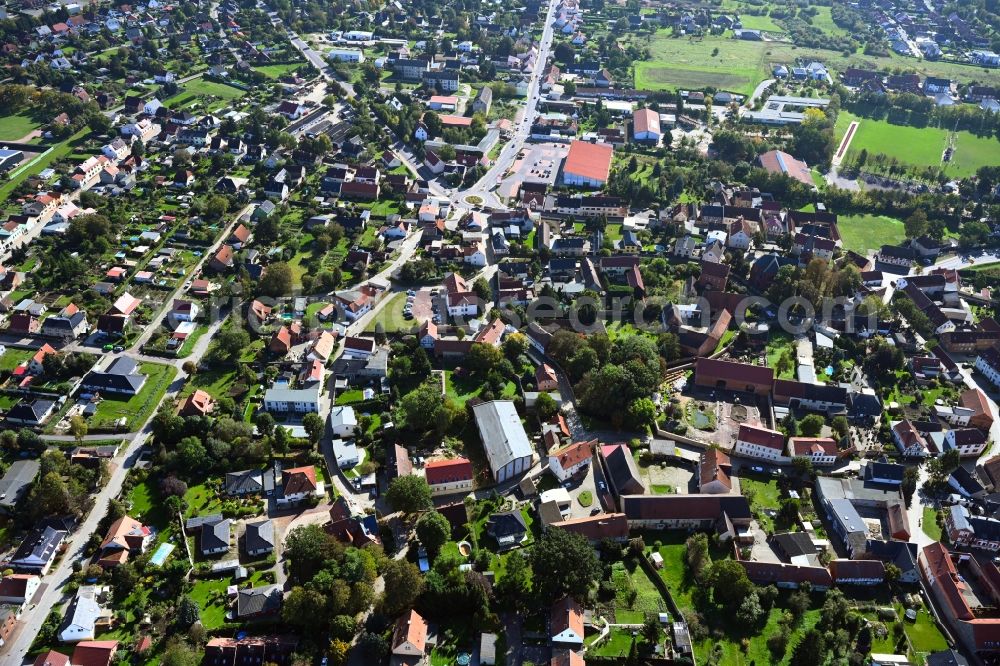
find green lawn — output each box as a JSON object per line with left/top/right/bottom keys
{"left": 365, "top": 292, "right": 417, "bottom": 333}
{"left": 0, "top": 348, "right": 36, "bottom": 372}
{"left": 177, "top": 324, "right": 210, "bottom": 358}
{"left": 252, "top": 62, "right": 307, "bottom": 78}
{"left": 923, "top": 507, "right": 943, "bottom": 541}
{"left": 837, "top": 213, "right": 906, "bottom": 255}
{"left": 835, "top": 111, "right": 1000, "bottom": 179}
{"left": 90, "top": 362, "right": 177, "bottom": 431}
{"left": 182, "top": 366, "right": 238, "bottom": 401}
{"left": 188, "top": 577, "right": 230, "bottom": 630}
{"left": 0, "top": 113, "right": 39, "bottom": 141}
{"left": 735, "top": 14, "right": 783, "bottom": 32}
{"left": 164, "top": 78, "right": 246, "bottom": 110}
{"left": 741, "top": 475, "right": 784, "bottom": 533}
{"left": 765, "top": 331, "right": 796, "bottom": 379}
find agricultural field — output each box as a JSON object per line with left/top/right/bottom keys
{"left": 837, "top": 213, "right": 906, "bottom": 255}
{"left": 835, "top": 111, "right": 1000, "bottom": 178}
{"left": 633, "top": 31, "right": 1000, "bottom": 95}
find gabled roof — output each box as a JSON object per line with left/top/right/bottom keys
{"left": 244, "top": 519, "right": 274, "bottom": 552}
{"left": 392, "top": 609, "right": 428, "bottom": 652}
{"left": 550, "top": 595, "right": 584, "bottom": 637}
{"left": 551, "top": 439, "right": 594, "bottom": 471}
{"left": 424, "top": 457, "right": 473, "bottom": 485}
{"left": 737, "top": 424, "right": 785, "bottom": 450}
{"left": 282, "top": 466, "right": 317, "bottom": 495}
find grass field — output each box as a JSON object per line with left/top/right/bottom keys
{"left": 364, "top": 292, "right": 416, "bottom": 333}
{"left": 164, "top": 78, "right": 246, "bottom": 110}
{"left": 0, "top": 126, "right": 90, "bottom": 201}
{"left": 0, "top": 348, "right": 36, "bottom": 372}
{"left": 837, "top": 213, "right": 906, "bottom": 254}
{"left": 923, "top": 507, "right": 943, "bottom": 541}
{"left": 734, "top": 14, "right": 784, "bottom": 32}
{"left": 633, "top": 31, "right": 1000, "bottom": 95}
{"left": 0, "top": 113, "right": 39, "bottom": 141}
{"left": 252, "top": 62, "right": 307, "bottom": 78}
{"left": 834, "top": 111, "right": 1000, "bottom": 178}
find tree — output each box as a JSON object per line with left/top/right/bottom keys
{"left": 534, "top": 391, "right": 559, "bottom": 421}
{"left": 789, "top": 628, "right": 826, "bottom": 666}
{"left": 210, "top": 327, "right": 251, "bottom": 364}
{"left": 473, "top": 277, "right": 492, "bottom": 302}
{"left": 791, "top": 456, "right": 814, "bottom": 478}
{"left": 69, "top": 415, "right": 88, "bottom": 445}
{"left": 736, "top": 590, "right": 764, "bottom": 625}
{"left": 704, "top": 559, "right": 754, "bottom": 608}
{"left": 28, "top": 471, "right": 73, "bottom": 521}
{"left": 627, "top": 398, "right": 657, "bottom": 429}
{"left": 799, "top": 414, "right": 825, "bottom": 437}
{"left": 285, "top": 524, "right": 340, "bottom": 584}
{"left": 161, "top": 638, "right": 200, "bottom": 666}
{"left": 176, "top": 596, "right": 200, "bottom": 628}
{"left": 328, "top": 639, "right": 350, "bottom": 666}
{"left": 259, "top": 262, "right": 293, "bottom": 297}
{"left": 381, "top": 559, "right": 424, "bottom": 615}
{"left": 529, "top": 528, "right": 601, "bottom": 603}
{"left": 415, "top": 510, "right": 451, "bottom": 558}
{"left": 831, "top": 416, "right": 849, "bottom": 439}
{"left": 685, "top": 532, "right": 709, "bottom": 580}
{"left": 467, "top": 343, "right": 504, "bottom": 374}
{"left": 902, "top": 466, "right": 919, "bottom": 507}
{"left": 386, "top": 475, "right": 432, "bottom": 514}
{"left": 302, "top": 412, "right": 324, "bottom": 447}
{"left": 885, "top": 563, "right": 901, "bottom": 584}
{"left": 495, "top": 550, "right": 532, "bottom": 610}
{"left": 641, "top": 614, "right": 661, "bottom": 643}
{"left": 904, "top": 209, "right": 928, "bottom": 239}
{"left": 282, "top": 586, "right": 328, "bottom": 631}
{"left": 255, "top": 412, "right": 276, "bottom": 438}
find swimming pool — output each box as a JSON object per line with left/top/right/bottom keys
{"left": 149, "top": 542, "right": 175, "bottom": 566}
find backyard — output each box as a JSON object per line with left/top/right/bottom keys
{"left": 0, "top": 113, "right": 40, "bottom": 141}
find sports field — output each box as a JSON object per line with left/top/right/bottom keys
{"left": 0, "top": 113, "right": 40, "bottom": 141}
{"left": 834, "top": 111, "right": 1000, "bottom": 178}
{"left": 837, "top": 213, "right": 905, "bottom": 254}
{"left": 633, "top": 31, "right": 1000, "bottom": 95}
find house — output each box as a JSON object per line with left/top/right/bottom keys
{"left": 945, "top": 503, "right": 1000, "bottom": 552}
{"left": 6, "top": 399, "right": 57, "bottom": 427}
{"left": 536, "top": 363, "right": 559, "bottom": 391}
{"left": 486, "top": 510, "right": 529, "bottom": 549}
{"left": 697, "top": 260, "right": 730, "bottom": 291}
{"left": 196, "top": 517, "right": 231, "bottom": 556}
{"left": 734, "top": 424, "right": 788, "bottom": 463}
{"left": 71, "top": 641, "right": 118, "bottom": 666}
{"left": 342, "top": 336, "right": 376, "bottom": 359}
{"left": 203, "top": 636, "right": 298, "bottom": 665}
{"left": 0, "top": 573, "right": 39, "bottom": 605}
{"left": 699, "top": 448, "right": 732, "bottom": 494}
{"left": 59, "top": 585, "right": 111, "bottom": 642}
{"left": 424, "top": 457, "right": 474, "bottom": 496}
{"left": 472, "top": 401, "right": 534, "bottom": 482}
{"left": 0, "top": 460, "right": 40, "bottom": 513}
{"left": 892, "top": 419, "right": 931, "bottom": 457}
{"left": 177, "top": 390, "right": 214, "bottom": 418}
{"left": 548, "top": 440, "right": 594, "bottom": 482}
{"left": 391, "top": 609, "right": 428, "bottom": 660}
{"left": 550, "top": 596, "right": 584, "bottom": 646}
{"left": 472, "top": 86, "right": 493, "bottom": 115}
{"left": 329, "top": 406, "right": 358, "bottom": 438}
{"left": 551, "top": 513, "right": 630, "bottom": 543}
{"left": 97, "top": 517, "right": 151, "bottom": 567}
{"left": 225, "top": 469, "right": 266, "bottom": 497}
{"left": 41, "top": 306, "right": 89, "bottom": 340}
{"left": 788, "top": 438, "right": 838, "bottom": 466}
{"left": 562, "top": 140, "right": 613, "bottom": 187}
{"left": 243, "top": 520, "right": 275, "bottom": 557}
{"left": 278, "top": 466, "right": 320, "bottom": 505}
{"left": 694, "top": 357, "right": 774, "bottom": 396}
{"left": 620, "top": 495, "right": 753, "bottom": 543}
{"left": 10, "top": 524, "right": 66, "bottom": 573}
{"left": 236, "top": 585, "right": 283, "bottom": 619}
{"left": 828, "top": 559, "right": 885, "bottom": 585}
{"left": 263, "top": 385, "right": 321, "bottom": 413}
{"left": 600, "top": 443, "right": 645, "bottom": 500}
{"left": 81, "top": 357, "right": 147, "bottom": 396}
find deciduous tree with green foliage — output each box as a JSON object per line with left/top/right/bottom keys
{"left": 529, "top": 528, "right": 601, "bottom": 603}
{"left": 386, "top": 475, "right": 433, "bottom": 514}
{"left": 415, "top": 510, "right": 451, "bottom": 558}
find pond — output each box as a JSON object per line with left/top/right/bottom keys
{"left": 689, "top": 408, "right": 711, "bottom": 429}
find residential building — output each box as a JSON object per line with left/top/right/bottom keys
{"left": 97, "top": 516, "right": 151, "bottom": 567}
{"left": 620, "top": 495, "right": 753, "bottom": 543}
{"left": 548, "top": 440, "right": 593, "bottom": 482}
{"left": 424, "top": 457, "right": 474, "bottom": 496}
{"left": 734, "top": 424, "right": 788, "bottom": 463}
{"left": 699, "top": 448, "right": 732, "bottom": 494}
{"left": 788, "top": 437, "right": 838, "bottom": 466}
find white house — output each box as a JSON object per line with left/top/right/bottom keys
{"left": 58, "top": 586, "right": 109, "bottom": 643}
{"left": 976, "top": 348, "right": 1000, "bottom": 389}
{"left": 891, "top": 420, "right": 930, "bottom": 457}
{"left": 673, "top": 235, "right": 696, "bottom": 258}
{"left": 424, "top": 457, "right": 474, "bottom": 496}
{"left": 143, "top": 98, "right": 163, "bottom": 116}
{"left": 101, "top": 137, "right": 131, "bottom": 162}
{"left": 944, "top": 428, "right": 989, "bottom": 457}
{"left": 788, "top": 437, "right": 838, "bottom": 466}
{"left": 733, "top": 424, "right": 789, "bottom": 463}
{"left": 0, "top": 574, "right": 40, "bottom": 605}
{"left": 447, "top": 291, "right": 479, "bottom": 317}
{"left": 547, "top": 440, "right": 593, "bottom": 482}
{"left": 263, "top": 386, "right": 321, "bottom": 413}
{"left": 328, "top": 405, "right": 358, "bottom": 438}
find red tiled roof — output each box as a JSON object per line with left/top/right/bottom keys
{"left": 789, "top": 437, "right": 838, "bottom": 456}
{"left": 737, "top": 424, "right": 785, "bottom": 450}
{"left": 71, "top": 641, "right": 118, "bottom": 666}
{"left": 282, "top": 466, "right": 317, "bottom": 495}
{"left": 563, "top": 140, "right": 613, "bottom": 183}
{"left": 551, "top": 440, "right": 594, "bottom": 471}
{"left": 552, "top": 513, "right": 628, "bottom": 542}
{"left": 424, "top": 457, "right": 473, "bottom": 485}
{"left": 33, "top": 651, "right": 69, "bottom": 666}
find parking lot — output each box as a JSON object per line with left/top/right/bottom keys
{"left": 403, "top": 287, "right": 436, "bottom": 325}
{"left": 498, "top": 143, "right": 569, "bottom": 199}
